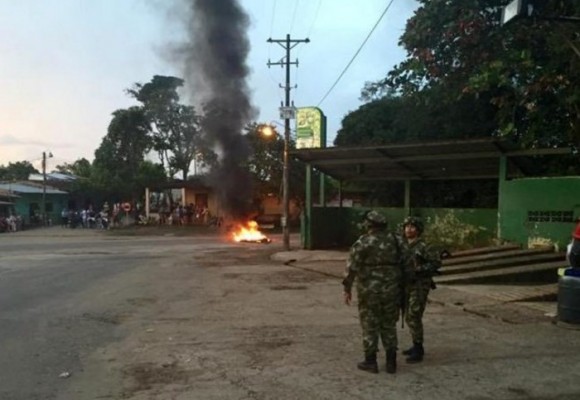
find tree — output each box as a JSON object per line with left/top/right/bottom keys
{"left": 55, "top": 158, "right": 92, "bottom": 178}
{"left": 366, "top": 0, "right": 579, "bottom": 146}
{"left": 336, "top": 87, "right": 497, "bottom": 146}
{"left": 244, "top": 123, "right": 285, "bottom": 197}
{"left": 243, "top": 122, "right": 306, "bottom": 205}
{"left": 92, "top": 106, "right": 152, "bottom": 199}
{"left": 0, "top": 161, "right": 38, "bottom": 181}
{"left": 128, "top": 75, "right": 213, "bottom": 179}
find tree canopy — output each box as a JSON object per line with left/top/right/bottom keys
{"left": 350, "top": 0, "right": 579, "bottom": 147}
{"left": 0, "top": 161, "right": 38, "bottom": 181}
{"left": 128, "top": 75, "right": 215, "bottom": 180}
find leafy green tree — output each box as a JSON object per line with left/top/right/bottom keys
{"left": 367, "top": 0, "right": 579, "bottom": 146}
{"left": 336, "top": 87, "right": 497, "bottom": 146}
{"left": 92, "top": 107, "right": 152, "bottom": 199}
{"left": 134, "top": 160, "right": 168, "bottom": 193}
{"left": 55, "top": 158, "right": 92, "bottom": 178}
{"left": 244, "top": 122, "right": 285, "bottom": 197}
{"left": 128, "top": 75, "right": 214, "bottom": 179}
{"left": 0, "top": 161, "right": 38, "bottom": 181}
{"left": 242, "top": 123, "right": 307, "bottom": 206}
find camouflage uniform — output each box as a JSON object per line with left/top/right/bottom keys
{"left": 400, "top": 217, "right": 441, "bottom": 362}
{"left": 343, "top": 211, "right": 402, "bottom": 369}
{"left": 402, "top": 238, "right": 440, "bottom": 342}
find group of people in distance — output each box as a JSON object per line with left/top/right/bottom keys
{"left": 342, "top": 211, "right": 442, "bottom": 375}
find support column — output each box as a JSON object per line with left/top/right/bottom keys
{"left": 497, "top": 155, "right": 507, "bottom": 241}
{"left": 319, "top": 173, "right": 325, "bottom": 207}
{"left": 145, "top": 187, "right": 150, "bottom": 218}
{"left": 303, "top": 164, "right": 313, "bottom": 249}
{"left": 404, "top": 179, "right": 411, "bottom": 216}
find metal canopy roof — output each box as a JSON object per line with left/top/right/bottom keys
{"left": 291, "top": 138, "right": 572, "bottom": 182}
{"left": 0, "top": 183, "right": 68, "bottom": 195}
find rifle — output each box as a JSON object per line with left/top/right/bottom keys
{"left": 400, "top": 272, "right": 406, "bottom": 329}
{"left": 394, "top": 233, "right": 405, "bottom": 329}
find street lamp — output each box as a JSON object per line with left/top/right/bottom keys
{"left": 42, "top": 151, "right": 53, "bottom": 226}
{"left": 260, "top": 124, "right": 276, "bottom": 138}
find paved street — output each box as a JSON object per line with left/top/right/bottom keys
{"left": 1, "top": 227, "right": 579, "bottom": 400}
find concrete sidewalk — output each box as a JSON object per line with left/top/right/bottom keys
{"left": 270, "top": 249, "right": 562, "bottom": 325}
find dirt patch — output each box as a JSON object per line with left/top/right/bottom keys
{"left": 122, "top": 362, "right": 190, "bottom": 396}
{"left": 263, "top": 269, "right": 329, "bottom": 284}
{"left": 196, "top": 249, "right": 278, "bottom": 266}
{"left": 270, "top": 285, "right": 308, "bottom": 291}
{"left": 82, "top": 312, "right": 130, "bottom": 325}
{"left": 126, "top": 297, "right": 158, "bottom": 306}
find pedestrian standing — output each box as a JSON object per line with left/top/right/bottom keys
{"left": 567, "top": 218, "right": 580, "bottom": 268}
{"left": 400, "top": 216, "right": 441, "bottom": 363}
{"left": 342, "top": 210, "right": 402, "bottom": 374}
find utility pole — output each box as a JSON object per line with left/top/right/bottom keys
{"left": 267, "top": 34, "right": 309, "bottom": 251}
{"left": 41, "top": 151, "right": 53, "bottom": 226}
{"left": 42, "top": 151, "right": 47, "bottom": 226}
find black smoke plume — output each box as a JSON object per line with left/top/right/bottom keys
{"left": 178, "top": 0, "right": 256, "bottom": 220}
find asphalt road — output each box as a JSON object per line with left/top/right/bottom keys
{"left": 0, "top": 228, "right": 230, "bottom": 400}
{"left": 2, "top": 227, "right": 580, "bottom": 400}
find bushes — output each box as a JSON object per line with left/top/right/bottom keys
{"left": 423, "top": 211, "right": 495, "bottom": 251}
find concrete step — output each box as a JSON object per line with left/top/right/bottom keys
{"left": 443, "top": 247, "right": 554, "bottom": 267}
{"left": 443, "top": 283, "right": 557, "bottom": 303}
{"left": 448, "top": 244, "right": 521, "bottom": 259}
{"left": 435, "top": 260, "right": 567, "bottom": 285}
{"left": 441, "top": 252, "right": 566, "bottom": 275}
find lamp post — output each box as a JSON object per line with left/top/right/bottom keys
{"left": 42, "top": 151, "right": 53, "bottom": 226}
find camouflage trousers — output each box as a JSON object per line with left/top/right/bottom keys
{"left": 405, "top": 279, "right": 432, "bottom": 343}
{"left": 357, "top": 289, "right": 400, "bottom": 356}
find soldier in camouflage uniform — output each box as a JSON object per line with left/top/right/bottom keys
{"left": 400, "top": 216, "right": 441, "bottom": 363}
{"left": 342, "top": 210, "right": 402, "bottom": 374}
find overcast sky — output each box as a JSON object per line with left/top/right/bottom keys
{"left": 0, "top": 0, "right": 418, "bottom": 171}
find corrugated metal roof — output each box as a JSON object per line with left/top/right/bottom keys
{"left": 0, "top": 183, "right": 68, "bottom": 195}
{"left": 291, "top": 138, "right": 573, "bottom": 182}
{"left": 28, "top": 172, "right": 78, "bottom": 181}
{"left": 0, "top": 188, "right": 20, "bottom": 198}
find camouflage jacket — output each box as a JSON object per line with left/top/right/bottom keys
{"left": 342, "top": 231, "right": 402, "bottom": 295}
{"left": 400, "top": 237, "right": 441, "bottom": 283}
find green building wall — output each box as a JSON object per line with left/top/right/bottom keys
{"left": 13, "top": 193, "right": 68, "bottom": 225}
{"left": 305, "top": 207, "right": 497, "bottom": 250}
{"left": 498, "top": 176, "right": 580, "bottom": 249}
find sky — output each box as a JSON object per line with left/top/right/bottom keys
{"left": 0, "top": 0, "right": 419, "bottom": 172}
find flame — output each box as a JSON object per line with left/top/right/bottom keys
{"left": 232, "top": 220, "right": 269, "bottom": 242}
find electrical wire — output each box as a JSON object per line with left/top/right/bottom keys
{"left": 267, "top": 0, "right": 284, "bottom": 102}
{"left": 305, "top": 0, "right": 322, "bottom": 38}
{"left": 289, "top": 0, "right": 300, "bottom": 35}
{"left": 316, "top": 0, "right": 396, "bottom": 107}
{"left": 295, "top": 0, "right": 322, "bottom": 103}
{"left": 269, "top": 0, "right": 277, "bottom": 38}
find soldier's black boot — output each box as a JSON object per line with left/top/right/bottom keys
{"left": 405, "top": 342, "right": 424, "bottom": 363}
{"left": 403, "top": 341, "right": 420, "bottom": 356}
{"left": 357, "top": 354, "right": 379, "bottom": 374}
{"left": 386, "top": 349, "right": 397, "bottom": 374}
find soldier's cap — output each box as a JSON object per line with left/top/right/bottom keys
{"left": 364, "top": 210, "right": 388, "bottom": 226}
{"left": 402, "top": 216, "right": 424, "bottom": 233}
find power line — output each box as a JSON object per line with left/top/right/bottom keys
{"left": 267, "top": 0, "right": 283, "bottom": 102}
{"left": 306, "top": 0, "right": 322, "bottom": 38}
{"left": 289, "top": 0, "right": 300, "bottom": 35}
{"left": 317, "top": 0, "right": 396, "bottom": 107}
{"left": 295, "top": 0, "right": 322, "bottom": 100}
{"left": 269, "top": 0, "right": 277, "bottom": 38}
